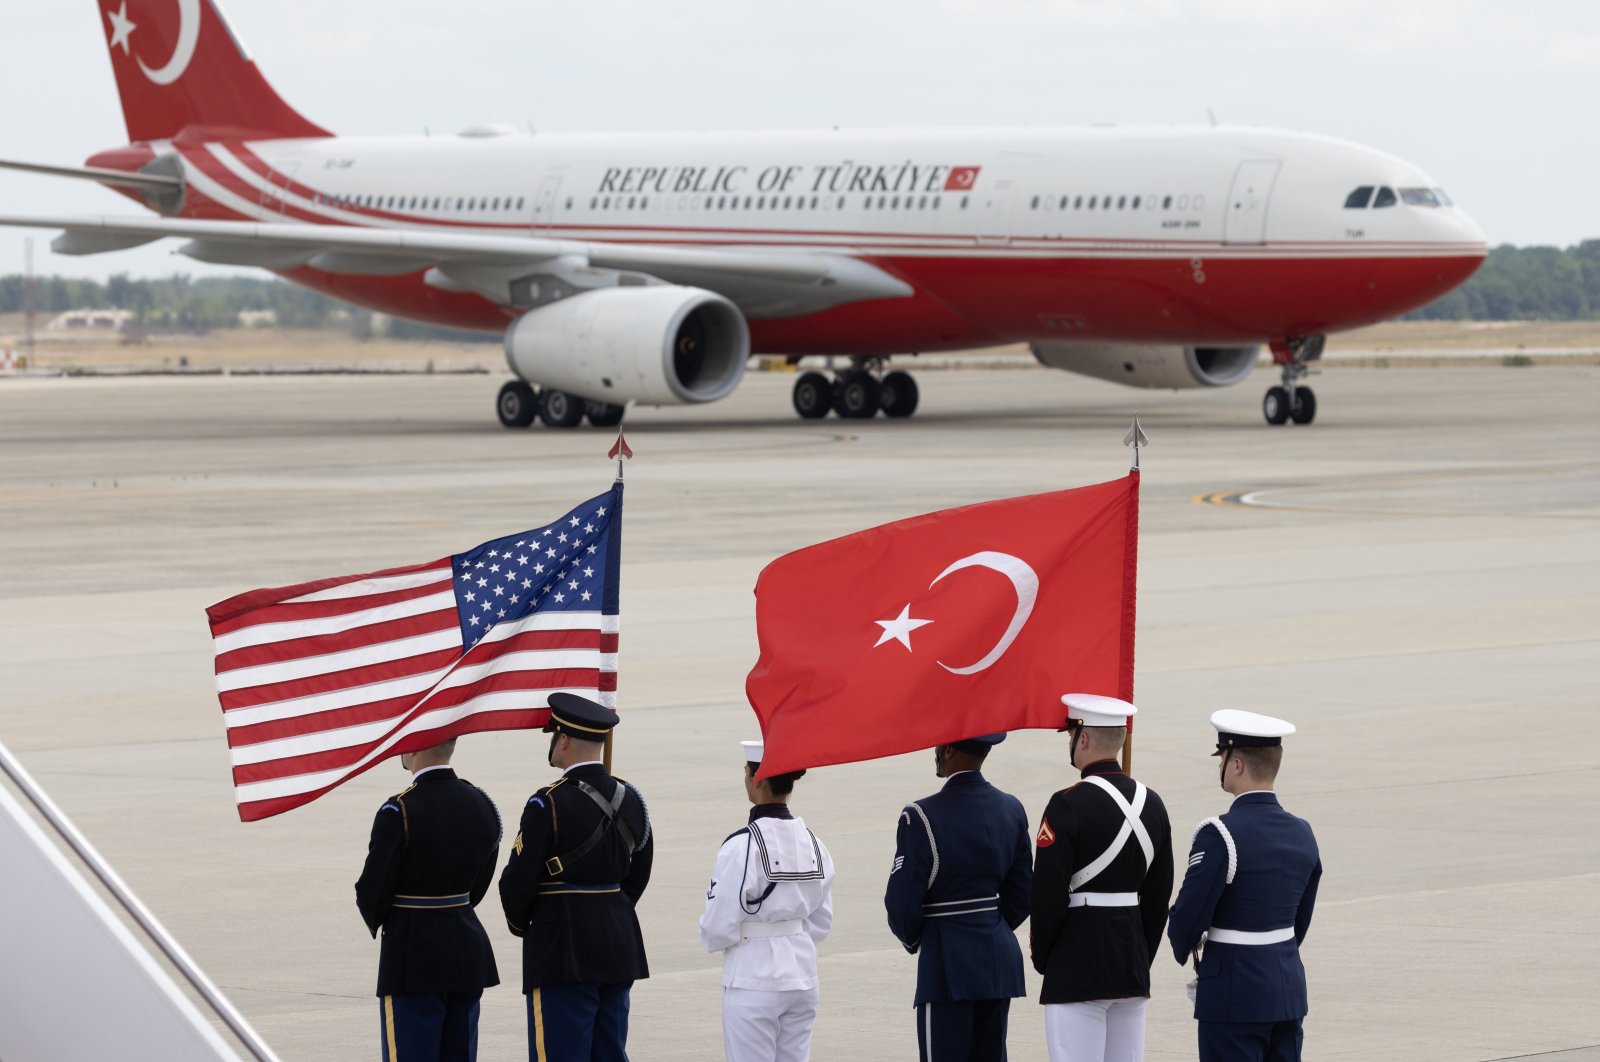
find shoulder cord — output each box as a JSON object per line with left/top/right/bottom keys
{"left": 1191, "top": 817, "right": 1238, "bottom": 883}
{"left": 907, "top": 802, "right": 939, "bottom": 890}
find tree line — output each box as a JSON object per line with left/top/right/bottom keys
{"left": 2, "top": 239, "right": 1598, "bottom": 332}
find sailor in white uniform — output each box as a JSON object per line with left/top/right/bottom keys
{"left": 700, "top": 739, "right": 836, "bottom": 1062}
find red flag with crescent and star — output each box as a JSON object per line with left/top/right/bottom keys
{"left": 746, "top": 473, "right": 1138, "bottom": 777}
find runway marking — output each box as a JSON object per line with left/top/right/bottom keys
{"left": 1194, "top": 468, "right": 1600, "bottom": 521}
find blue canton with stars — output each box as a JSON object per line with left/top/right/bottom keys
{"left": 449, "top": 483, "right": 623, "bottom": 651}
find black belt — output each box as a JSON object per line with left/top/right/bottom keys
{"left": 392, "top": 893, "right": 470, "bottom": 909}
{"left": 537, "top": 882, "right": 621, "bottom": 896}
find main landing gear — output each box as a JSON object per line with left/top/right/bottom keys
{"left": 1263, "top": 336, "right": 1324, "bottom": 426}
{"left": 791, "top": 360, "right": 921, "bottom": 421}
{"left": 497, "top": 381, "right": 624, "bottom": 430}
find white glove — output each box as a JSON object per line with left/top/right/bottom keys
{"left": 1186, "top": 978, "right": 1198, "bottom": 1003}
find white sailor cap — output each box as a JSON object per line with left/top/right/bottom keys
{"left": 741, "top": 739, "right": 764, "bottom": 765}
{"left": 1210, "top": 709, "right": 1295, "bottom": 755}
{"left": 1060, "top": 693, "right": 1137, "bottom": 730}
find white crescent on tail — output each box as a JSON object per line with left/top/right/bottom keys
{"left": 138, "top": 0, "right": 200, "bottom": 86}
{"left": 931, "top": 551, "right": 1040, "bottom": 676}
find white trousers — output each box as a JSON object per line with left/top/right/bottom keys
{"left": 1044, "top": 998, "right": 1148, "bottom": 1062}
{"left": 722, "top": 985, "right": 820, "bottom": 1062}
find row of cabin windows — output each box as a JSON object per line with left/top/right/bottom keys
{"left": 1343, "top": 185, "right": 1454, "bottom": 209}
{"left": 585, "top": 193, "right": 974, "bottom": 212}
{"left": 316, "top": 193, "right": 528, "bottom": 213}
{"left": 1029, "top": 193, "right": 1205, "bottom": 212}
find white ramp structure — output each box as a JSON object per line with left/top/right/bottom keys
{"left": 0, "top": 741, "right": 276, "bottom": 1062}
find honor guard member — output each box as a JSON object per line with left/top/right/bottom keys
{"left": 1030, "top": 695, "right": 1173, "bottom": 1062}
{"left": 499, "top": 694, "right": 654, "bottom": 1062}
{"left": 1168, "top": 711, "right": 1322, "bottom": 1062}
{"left": 699, "top": 739, "right": 836, "bottom": 1062}
{"left": 885, "top": 732, "right": 1033, "bottom": 1062}
{"left": 354, "top": 738, "right": 502, "bottom": 1062}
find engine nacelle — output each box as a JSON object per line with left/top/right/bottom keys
{"left": 1030, "top": 342, "right": 1261, "bottom": 390}
{"left": 504, "top": 286, "right": 750, "bottom": 405}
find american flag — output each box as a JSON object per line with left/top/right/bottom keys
{"left": 207, "top": 484, "right": 623, "bottom": 821}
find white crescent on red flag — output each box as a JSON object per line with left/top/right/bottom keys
{"left": 944, "top": 165, "right": 981, "bottom": 191}
{"left": 746, "top": 473, "right": 1139, "bottom": 777}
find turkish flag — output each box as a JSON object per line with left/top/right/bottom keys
{"left": 944, "top": 165, "right": 982, "bottom": 191}
{"left": 747, "top": 473, "right": 1138, "bottom": 777}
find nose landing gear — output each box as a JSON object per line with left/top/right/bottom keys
{"left": 790, "top": 359, "right": 921, "bottom": 421}
{"left": 1264, "top": 336, "right": 1324, "bottom": 426}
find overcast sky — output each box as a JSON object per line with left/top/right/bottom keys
{"left": 2, "top": 0, "right": 1595, "bottom": 279}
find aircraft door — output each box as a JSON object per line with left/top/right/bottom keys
{"left": 1223, "top": 159, "right": 1281, "bottom": 244}
{"left": 532, "top": 175, "right": 562, "bottom": 231}
{"left": 260, "top": 160, "right": 301, "bottom": 216}
{"left": 976, "top": 151, "right": 1041, "bottom": 246}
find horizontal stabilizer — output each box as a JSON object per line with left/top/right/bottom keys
{"left": 0, "top": 158, "right": 182, "bottom": 191}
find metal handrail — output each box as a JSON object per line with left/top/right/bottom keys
{"left": 0, "top": 739, "right": 280, "bottom": 1062}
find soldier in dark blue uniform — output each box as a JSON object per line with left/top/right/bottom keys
{"left": 499, "top": 693, "right": 653, "bottom": 1062}
{"left": 1168, "top": 710, "right": 1322, "bottom": 1062}
{"left": 885, "top": 732, "right": 1033, "bottom": 1062}
{"left": 1031, "top": 695, "right": 1173, "bottom": 1062}
{"left": 355, "top": 738, "right": 502, "bottom": 1062}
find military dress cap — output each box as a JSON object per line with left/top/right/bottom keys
{"left": 1061, "top": 693, "right": 1138, "bottom": 728}
{"left": 544, "top": 692, "right": 620, "bottom": 739}
{"left": 955, "top": 731, "right": 1007, "bottom": 746}
{"left": 741, "top": 739, "right": 764, "bottom": 764}
{"left": 1210, "top": 709, "right": 1295, "bottom": 755}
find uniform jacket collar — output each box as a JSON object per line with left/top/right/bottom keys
{"left": 412, "top": 766, "right": 456, "bottom": 785}
{"left": 1079, "top": 759, "right": 1124, "bottom": 779}
{"left": 750, "top": 803, "right": 793, "bottom": 821}
{"left": 563, "top": 761, "right": 610, "bottom": 781}
{"left": 1230, "top": 790, "right": 1280, "bottom": 809}
{"left": 942, "top": 770, "right": 987, "bottom": 790}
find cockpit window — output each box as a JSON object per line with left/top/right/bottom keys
{"left": 1434, "top": 187, "right": 1453, "bottom": 207}
{"left": 1344, "top": 186, "right": 1374, "bottom": 209}
{"left": 1372, "top": 186, "right": 1397, "bottom": 208}
{"left": 1399, "top": 187, "right": 1442, "bottom": 207}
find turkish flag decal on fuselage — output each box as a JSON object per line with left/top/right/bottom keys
{"left": 944, "top": 165, "right": 981, "bottom": 191}
{"left": 746, "top": 473, "right": 1139, "bottom": 777}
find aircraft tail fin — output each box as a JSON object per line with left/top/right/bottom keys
{"left": 95, "top": 0, "right": 330, "bottom": 143}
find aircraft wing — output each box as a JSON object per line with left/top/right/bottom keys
{"left": 0, "top": 213, "right": 912, "bottom": 319}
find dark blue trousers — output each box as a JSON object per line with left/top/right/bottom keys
{"left": 916, "top": 999, "right": 1010, "bottom": 1062}
{"left": 1198, "top": 1018, "right": 1303, "bottom": 1062}
{"left": 526, "top": 981, "right": 632, "bottom": 1062}
{"left": 379, "top": 991, "right": 481, "bottom": 1062}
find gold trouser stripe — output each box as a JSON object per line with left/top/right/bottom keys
{"left": 533, "top": 987, "right": 547, "bottom": 1062}
{"left": 384, "top": 994, "right": 399, "bottom": 1062}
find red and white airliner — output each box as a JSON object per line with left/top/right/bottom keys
{"left": 1, "top": 0, "right": 1487, "bottom": 427}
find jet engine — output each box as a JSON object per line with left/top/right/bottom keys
{"left": 504, "top": 286, "right": 750, "bottom": 405}
{"left": 1029, "top": 342, "right": 1261, "bottom": 390}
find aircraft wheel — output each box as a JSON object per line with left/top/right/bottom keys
{"left": 833, "top": 370, "right": 882, "bottom": 419}
{"left": 1290, "top": 387, "right": 1317, "bottom": 425}
{"left": 497, "top": 381, "right": 538, "bottom": 428}
{"left": 585, "top": 401, "right": 626, "bottom": 427}
{"left": 880, "top": 371, "right": 920, "bottom": 418}
{"left": 540, "top": 389, "right": 585, "bottom": 428}
{"left": 1263, "top": 386, "right": 1291, "bottom": 426}
{"left": 792, "top": 372, "right": 833, "bottom": 419}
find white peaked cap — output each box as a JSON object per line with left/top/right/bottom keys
{"left": 741, "top": 739, "right": 764, "bottom": 764}
{"left": 1210, "top": 709, "right": 1296, "bottom": 748}
{"left": 1062, "top": 693, "right": 1137, "bottom": 727}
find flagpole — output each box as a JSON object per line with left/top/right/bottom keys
{"left": 606, "top": 430, "right": 629, "bottom": 776}
{"left": 1122, "top": 416, "right": 1147, "bottom": 777}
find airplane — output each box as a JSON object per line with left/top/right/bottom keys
{"left": 0, "top": 0, "right": 1487, "bottom": 429}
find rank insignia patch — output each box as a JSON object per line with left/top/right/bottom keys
{"left": 1036, "top": 818, "right": 1056, "bottom": 848}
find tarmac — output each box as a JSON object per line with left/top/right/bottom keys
{"left": 1, "top": 361, "right": 1597, "bottom": 1061}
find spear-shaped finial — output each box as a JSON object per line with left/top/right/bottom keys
{"left": 608, "top": 431, "right": 633, "bottom": 482}
{"left": 1123, "top": 416, "right": 1149, "bottom": 471}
